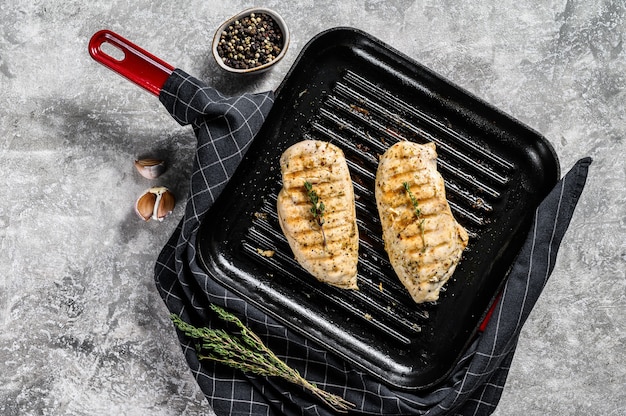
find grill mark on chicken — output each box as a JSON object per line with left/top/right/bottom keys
{"left": 375, "top": 141, "right": 469, "bottom": 303}
{"left": 277, "top": 140, "right": 359, "bottom": 290}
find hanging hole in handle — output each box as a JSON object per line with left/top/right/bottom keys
{"left": 89, "top": 30, "right": 175, "bottom": 96}
{"left": 100, "top": 42, "right": 125, "bottom": 62}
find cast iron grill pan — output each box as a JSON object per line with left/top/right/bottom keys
{"left": 196, "top": 27, "right": 559, "bottom": 390}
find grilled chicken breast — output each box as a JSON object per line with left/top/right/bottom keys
{"left": 375, "top": 141, "right": 469, "bottom": 303}
{"left": 277, "top": 140, "right": 359, "bottom": 289}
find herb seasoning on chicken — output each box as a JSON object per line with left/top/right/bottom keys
{"left": 277, "top": 140, "right": 359, "bottom": 289}
{"left": 375, "top": 141, "right": 469, "bottom": 303}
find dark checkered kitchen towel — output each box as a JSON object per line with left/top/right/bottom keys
{"left": 154, "top": 69, "right": 591, "bottom": 416}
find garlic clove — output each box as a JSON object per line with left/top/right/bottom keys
{"left": 134, "top": 158, "right": 166, "bottom": 179}
{"left": 135, "top": 191, "right": 157, "bottom": 221}
{"left": 135, "top": 186, "right": 176, "bottom": 221}
{"left": 155, "top": 188, "right": 175, "bottom": 221}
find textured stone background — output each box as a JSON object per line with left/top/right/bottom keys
{"left": 1, "top": 1, "right": 624, "bottom": 415}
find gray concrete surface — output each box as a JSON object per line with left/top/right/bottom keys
{"left": 1, "top": 1, "right": 624, "bottom": 415}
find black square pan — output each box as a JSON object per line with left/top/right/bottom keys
{"left": 196, "top": 27, "right": 560, "bottom": 390}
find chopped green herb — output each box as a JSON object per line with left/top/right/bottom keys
{"left": 304, "top": 181, "right": 327, "bottom": 246}
{"left": 403, "top": 181, "right": 427, "bottom": 251}
{"left": 403, "top": 181, "right": 421, "bottom": 218}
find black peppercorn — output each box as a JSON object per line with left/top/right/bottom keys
{"left": 216, "top": 12, "right": 284, "bottom": 70}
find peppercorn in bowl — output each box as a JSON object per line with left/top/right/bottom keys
{"left": 212, "top": 8, "right": 289, "bottom": 74}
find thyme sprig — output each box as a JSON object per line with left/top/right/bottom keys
{"left": 170, "top": 305, "right": 354, "bottom": 412}
{"left": 403, "top": 181, "right": 427, "bottom": 251}
{"left": 304, "top": 181, "right": 327, "bottom": 246}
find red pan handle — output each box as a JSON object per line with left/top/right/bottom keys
{"left": 478, "top": 293, "right": 501, "bottom": 332}
{"left": 88, "top": 30, "right": 174, "bottom": 96}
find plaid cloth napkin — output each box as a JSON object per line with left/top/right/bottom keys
{"left": 154, "top": 69, "right": 591, "bottom": 416}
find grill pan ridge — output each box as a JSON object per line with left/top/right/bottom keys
{"left": 196, "top": 27, "right": 559, "bottom": 390}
